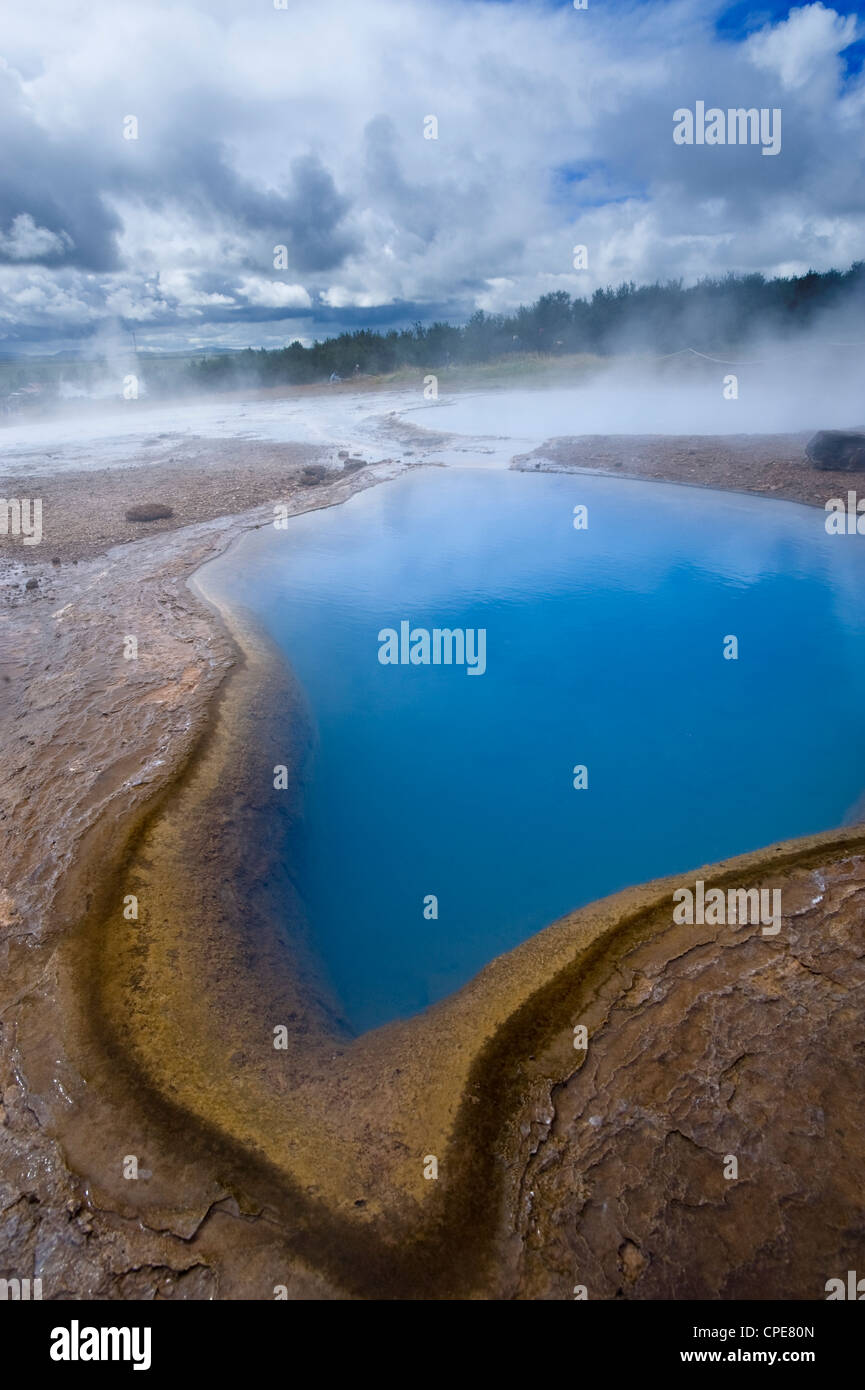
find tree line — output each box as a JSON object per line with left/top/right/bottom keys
{"left": 187, "top": 263, "right": 865, "bottom": 389}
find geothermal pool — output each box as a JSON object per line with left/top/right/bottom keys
{"left": 200, "top": 467, "right": 865, "bottom": 1032}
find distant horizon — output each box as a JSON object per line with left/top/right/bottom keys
{"left": 3, "top": 258, "right": 865, "bottom": 366}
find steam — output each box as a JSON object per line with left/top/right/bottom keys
{"left": 57, "top": 320, "right": 145, "bottom": 402}
{"left": 3, "top": 303, "right": 865, "bottom": 484}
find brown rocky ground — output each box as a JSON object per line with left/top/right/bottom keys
{"left": 503, "top": 855, "right": 865, "bottom": 1300}
{"left": 513, "top": 431, "right": 860, "bottom": 508}
{"left": 1, "top": 426, "right": 864, "bottom": 1300}
{"left": 3, "top": 436, "right": 384, "bottom": 566}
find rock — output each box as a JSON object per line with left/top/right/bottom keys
{"left": 25, "top": 577, "right": 39, "bottom": 590}
{"left": 806, "top": 430, "right": 865, "bottom": 471}
{"left": 125, "top": 503, "right": 174, "bottom": 522}
{"left": 300, "top": 465, "right": 328, "bottom": 486}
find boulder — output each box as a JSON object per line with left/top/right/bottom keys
{"left": 299, "top": 464, "right": 328, "bottom": 486}
{"left": 805, "top": 430, "right": 865, "bottom": 471}
{"left": 125, "top": 503, "right": 174, "bottom": 522}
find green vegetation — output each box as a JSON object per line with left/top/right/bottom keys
{"left": 4, "top": 264, "right": 864, "bottom": 405}
{"left": 188, "top": 264, "right": 865, "bottom": 391}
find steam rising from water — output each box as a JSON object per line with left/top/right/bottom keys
{"left": 56, "top": 322, "right": 144, "bottom": 402}
{"left": 408, "top": 344, "right": 865, "bottom": 439}
{"left": 2, "top": 333, "right": 864, "bottom": 480}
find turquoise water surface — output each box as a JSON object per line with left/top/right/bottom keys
{"left": 201, "top": 468, "right": 865, "bottom": 1032}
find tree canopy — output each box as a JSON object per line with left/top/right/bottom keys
{"left": 187, "top": 263, "right": 865, "bottom": 389}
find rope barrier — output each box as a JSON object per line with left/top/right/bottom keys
{"left": 651, "top": 343, "right": 865, "bottom": 366}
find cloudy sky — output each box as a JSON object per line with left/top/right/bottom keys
{"left": 1, "top": 0, "right": 863, "bottom": 354}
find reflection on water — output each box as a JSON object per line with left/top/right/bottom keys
{"left": 200, "top": 467, "right": 865, "bottom": 1032}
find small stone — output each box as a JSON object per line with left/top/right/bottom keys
{"left": 125, "top": 503, "right": 174, "bottom": 522}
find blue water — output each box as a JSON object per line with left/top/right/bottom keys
{"left": 201, "top": 468, "right": 865, "bottom": 1032}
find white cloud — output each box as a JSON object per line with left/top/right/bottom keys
{"left": 0, "top": 213, "right": 74, "bottom": 260}
{"left": 747, "top": 3, "right": 858, "bottom": 92}
{"left": 474, "top": 278, "right": 519, "bottom": 313}
{"left": 321, "top": 285, "right": 388, "bottom": 309}
{"left": 234, "top": 277, "right": 311, "bottom": 309}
